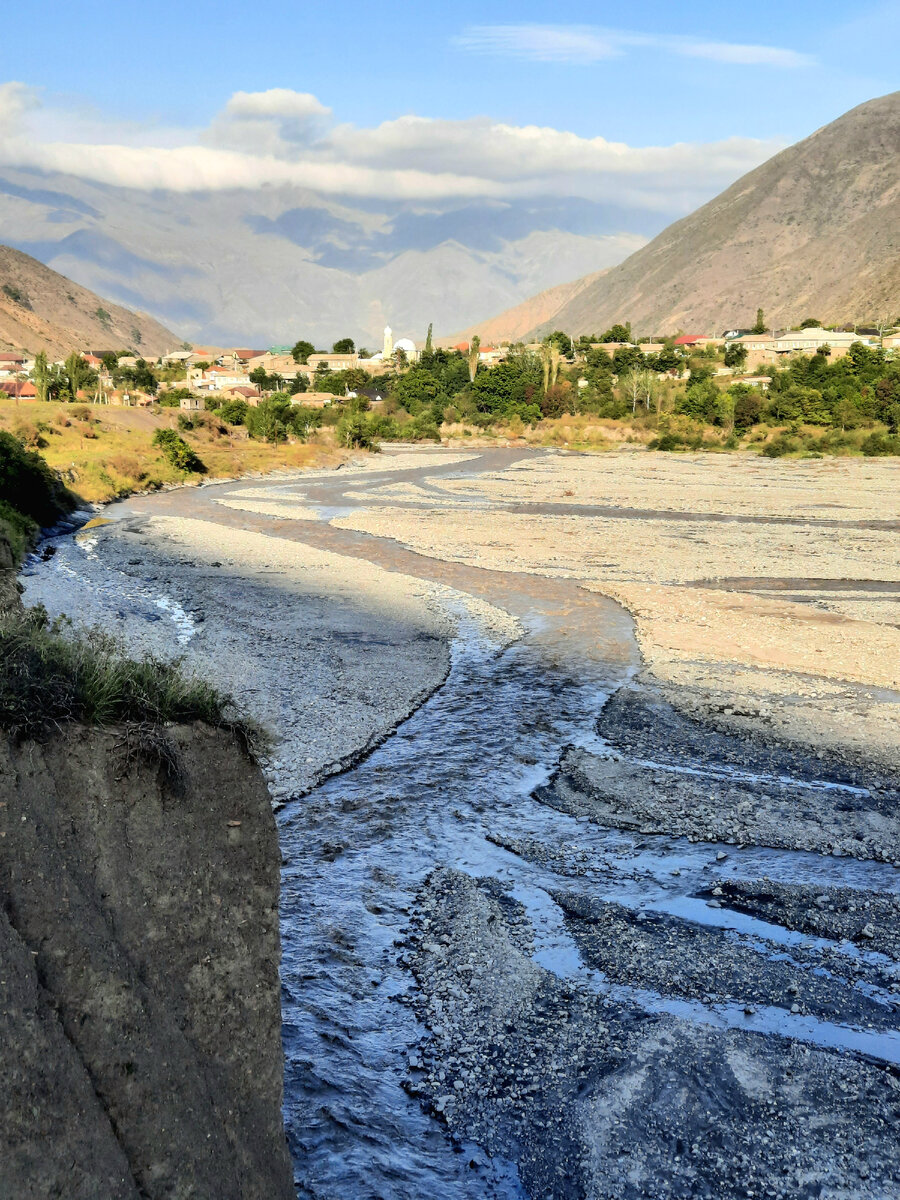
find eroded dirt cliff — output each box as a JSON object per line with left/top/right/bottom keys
{"left": 0, "top": 719, "right": 294, "bottom": 1198}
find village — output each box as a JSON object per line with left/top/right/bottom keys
{"left": 0, "top": 318, "right": 894, "bottom": 408}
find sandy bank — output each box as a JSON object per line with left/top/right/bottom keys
{"left": 325, "top": 451, "right": 899, "bottom": 763}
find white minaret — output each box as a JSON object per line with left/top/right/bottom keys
{"left": 383, "top": 325, "right": 393, "bottom": 360}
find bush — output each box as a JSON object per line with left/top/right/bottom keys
{"left": 0, "top": 430, "right": 76, "bottom": 529}
{"left": 762, "top": 434, "right": 799, "bottom": 458}
{"left": 0, "top": 499, "right": 37, "bottom": 559}
{"left": 860, "top": 432, "right": 900, "bottom": 457}
{"left": 0, "top": 606, "right": 260, "bottom": 745}
{"left": 151, "top": 428, "right": 206, "bottom": 473}
{"left": 648, "top": 431, "right": 705, "bottom": 451}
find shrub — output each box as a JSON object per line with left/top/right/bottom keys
{"left": 0, "top": 430, "right": 76, "bottom": 528}
{"left": 0, "top": 499, "right": 37, "bottom": 559}
{"left": 151, "top": 428, "right": 206, "bottom": 473}
{"left": 762, "top": 434, "right": 799, "bottom": 458}
{"left": 860, "top": 432, "right": 900, "bottom": 457}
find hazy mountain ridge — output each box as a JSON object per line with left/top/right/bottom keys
{"left": 0, "top": 244, "right": 176, "bottom": 357}
{"left": 467, "top": 92, "right": 900, "bottom": 341}
{"left": 0, "top": 167, "right": 655, "bottom": 347}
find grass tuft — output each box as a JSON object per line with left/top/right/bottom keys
{"left": 0, "top": 606, "right": 266, "bottom": 752}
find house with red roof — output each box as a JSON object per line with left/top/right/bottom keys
{"left": 0, "top": 380, "right": 37, "bottom": 399}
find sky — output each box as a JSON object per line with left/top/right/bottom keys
{"left": 1, "top": 0, "right": 897, "bottom": 212}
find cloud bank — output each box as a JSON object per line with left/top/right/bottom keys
{"left": 0, "top": 82, "right": 783, "bottom": 210}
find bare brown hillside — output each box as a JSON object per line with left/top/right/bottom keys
{"left": 444, "top": 269, "right": 608, "bottom": 346}
{"left": 468, "top": 92, "right": 900, "bottom": 341}
{"left": 0, "top": 245, "right": 177, "bottom": 357}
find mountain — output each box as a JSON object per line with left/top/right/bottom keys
{"left": 0, "top": 163, "right": 654, "bottom": 348}
{"left": 445, "top": 270, "right": 609, "bottom": 347}
{"left": 466, "top": 92, "right": 900, "bottom": 341}
{"left": 0, "top": 245, "right": 177, "bottom": 357}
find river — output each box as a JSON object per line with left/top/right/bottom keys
{"left": 22, "top": 447, "right": 900, "bottom": 1200}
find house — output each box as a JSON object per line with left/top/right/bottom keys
{"left": 673, "top": 335, "right": 713, "bottom": 348}
{"left": 246, "top": 353, "right": 303, "bottom": 379}
{"left": 83, "top": 353, "right": 104, "bottom": 370}
{"left": 189, "top": 366, "right": 251, "bottom": 392}
{"left": 294, "top": 394, "right": 335, "bottom": 408}
{"left": 161, "top": 349, "right": 196, "bottom": 367}
{"left": 221, "top": 385, "right": 261, "bottom": 402}
{"left": 0, "top": 352, "right": 25, "bottom": 378}
{"left": 179, "top": 394, "right": 203, "bottom": 412}
{"left": 307, "top": 351, "right": 359, "bottom": 372}
{"left": 0, "top": 379, "right": 36, "bottom": 399}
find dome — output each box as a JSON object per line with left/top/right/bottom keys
{"left": 393, "top": 338, "right": 417, "bottom": 355}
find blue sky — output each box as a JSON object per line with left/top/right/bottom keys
{"left": 12, "top": 0, "right": 899, "bottom": 147}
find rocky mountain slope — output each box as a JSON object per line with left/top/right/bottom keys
{"left": 0, "top": 245, "right": 177, "bottom": 357}
{"left": 468, "top": 91, "right": 900, "bottom": 340}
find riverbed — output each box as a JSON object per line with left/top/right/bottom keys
{"left": 21, "top": 447, "right": 900, "bottom": 1199}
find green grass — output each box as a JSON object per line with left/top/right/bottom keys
{"left": 0, "top": 606, "right": 263, "bottom": 749}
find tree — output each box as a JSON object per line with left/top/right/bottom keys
{"left": 467, "top": 336, "right": 480, "bottom": 383}
{"left": 332, "top": 337, "right": 355, "bottom": 354}
{"left": 599, "top": 323, "right": 632, "bottom": 343}
{"left": 752, "top": 308, "right": 767, "bottom": 335}
{"left": 64, "top": 351, "right": 93, "bottom": 398}
{"left": 32, "top": 351, "right": 49, "bottom": 404}
{"left": 730, "top": 386, "right": 763, "bottom": 431}
{"left": 800, "top": 317, "right": 823, "bottom": 329}
{"left": 249, "top": 366, "right": 270, "bottom": 393}
{"left": 724, "top": 342, "right": 748, "bottom": 370}
{"left": 541, "top": 341, "right": 561, "bottom": 390}
{"left": 619, "top": 368, "right": 655, "bottom": 414}
{"left": 393, "top": 347, "right": 408, "bottom": 370}
{"left": 424, "top": 322, "right": 433, "bottom": 356}
{"left": 291, "top": 339, "right": 315, "bottom": 364}
{"left": 547, "top": 330, "right": 573, "bottom": 357}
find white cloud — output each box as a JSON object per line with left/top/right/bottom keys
{"left": 0, "top": 83, "right": 783, "bottom": 210}
{"left": 203, "top": 87, "right": 333, "bottom": 156}
{"left": 455, "top": 24, "right": 813, "bottom": 69}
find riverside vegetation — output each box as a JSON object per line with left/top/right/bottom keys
{"left": 5, "top": 325, "right": 897, "bottom": 511}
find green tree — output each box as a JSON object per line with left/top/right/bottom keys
{"left": 599, "top": 323, "right": 632, "bottom": 343}
{"left": 332, "top": 337, "right": 355, "bottom": 354}
{"left": 752, "top": 308, "right": 767, "bottom": 335}
{"left": 546, "top": 330, "right": 573, "bottom": 357}
{"left": 291, "top": 339, "right": 315, "bottom": 364}
{"left": 724, "top": 342, "right": 748, "bottom": 370}
{"left": 424, "top": 322, "right": 434, "bottom": 356}
{"left": 32, "top": 351, "right": 49, "bottom": 404}
{"left": 467, "top": 336, "right": 481, "bottom": 383}
{"left": 249, "top": 366, "right": 270, "bottom": 393}
{"left": 800, "top": 317, "right": 823, "bottom": 329}
{"left": 64, "top": 352, "right": 93, "bottom": 398}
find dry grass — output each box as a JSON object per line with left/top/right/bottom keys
{"left": 0, "top": 400, "right": 341, "bottom": 503}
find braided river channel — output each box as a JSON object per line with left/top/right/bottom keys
{"left": 25, "top": 449, "right": 900, "bottom": 1199}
